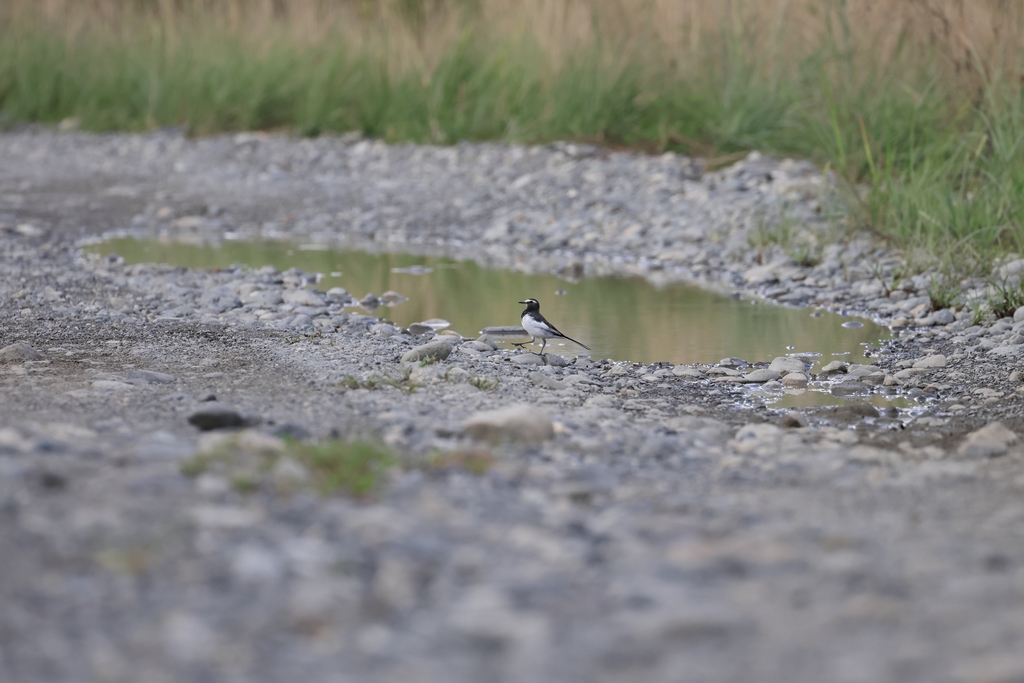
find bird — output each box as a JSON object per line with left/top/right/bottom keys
{"left": 517, "top": 298, "right": 590, "bottom": 354}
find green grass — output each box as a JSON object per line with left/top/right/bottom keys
{"left": 289, "top": 440, "right": 395, "bottom": 496}
{"left": 180, "top": 434, "right": 394, "bottom": 497}
{"left": 3, "top": 5, "right": 1024, "bottom": 274}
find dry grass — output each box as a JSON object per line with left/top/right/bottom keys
{"left": 6, "top": 0, "right": 1022, "bottom": 86}
{"left": 3, "top": 0, "right": 1024, "bottom": 271}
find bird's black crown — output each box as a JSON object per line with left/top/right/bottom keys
{"left": 518, "top": 298, "right": 540, "bottom": 312}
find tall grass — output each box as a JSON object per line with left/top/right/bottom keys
{"left": 2, "top": 0, "right": 1024, "bottom": 272}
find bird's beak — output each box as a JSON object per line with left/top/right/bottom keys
{"left": 517, "top": 300, "right": 528, "bottom": 304}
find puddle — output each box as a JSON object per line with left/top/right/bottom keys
{"left": 87, "top": 237, "right": 890, "bottom": 371}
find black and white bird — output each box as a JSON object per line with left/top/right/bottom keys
{"left": 517, "top": 298, "right": 590, "bottom": 354}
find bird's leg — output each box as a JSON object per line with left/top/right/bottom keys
{"left": 513, "top": 336, "right": 535, "bottom": 349}
{"left": 540, "top": 338, "right": 547, "bottom": 355}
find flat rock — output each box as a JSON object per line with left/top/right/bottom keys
{"left": 463, "top": 405, "right": 554, "bottom": 444}
{"left": 958, "top": 422, "right": 1018, "bottom": 459}
{"left": 0, "top": 343, "right": 41, "bottom": 362}
{"left": 401, "top": 340, "right": 453, "bottom": 364}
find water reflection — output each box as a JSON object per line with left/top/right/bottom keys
{"left": 88, "top": 238, "right": 889, "bottom": 366}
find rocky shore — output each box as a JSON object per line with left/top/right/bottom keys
{"left": 2, "top": 129, "right": 1024, "bottom": 683}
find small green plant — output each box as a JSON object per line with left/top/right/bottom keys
{"left": 788, "top": 243, "right": 822, "bottom": 268}
{"left": 290, "top": 440, "right": 395, "bottom": 496}
{"left": 926, "top": 275, "right": 962, "bottom": 311}
{"left": 180, "top": 432, "right": 395, "bottom": 498}
{"left": 987, "top": 277, "right": 1024, "bottom": 320}
{"left": 970, "top": 301, "right": 990, "bottom": 326}
{"left": 338, "top": 368, "right": 420, "bottom": 394}
{"left": 870, "top": 261, "right": 905, "bottom": 296}
{"left": 468, "top": 376, "right": 500, "bottom": 391}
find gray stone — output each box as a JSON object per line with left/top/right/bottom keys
{"left": 360, "top": 293, "right": 381, "bottom": 309}
{"left": 768, "top": 356, "right": 806, "bottom": 375}
{"left": 127, "top": 369, "right": 176, "bottom": 384}
{"left": 819, "top": 361, "right": 849, "bottom": 375}
{"left": 401, "top": 340, "right": 453, "bottom": 364}
{"left": 188, "top": 404, "right": 247, "bottom": 431}
{"left": 0, "top": 343, "right": 41, "bottom": 362}
{"left": 407, "top": 323, "right": 435, "bottom": 335}
{"left": 1015, "top": 306, "right": 1024, "bottom": 323}
{"left": 543, "top": 354, "right": 569, "bottom": 367}
{"left": 958, "top": 422, "right": 1018, "bottom": 459}
{"left": 463, "top": 405, "right": 554, "bottom": 444}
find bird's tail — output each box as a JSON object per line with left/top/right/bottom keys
{"left": 558, "top": 333, "right": 590, "bottom": 351}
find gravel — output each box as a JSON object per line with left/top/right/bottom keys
{"left": 2, "top": 129, "right": 1024, "bottom": 682}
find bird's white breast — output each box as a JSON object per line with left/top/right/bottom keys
{"left": 522, "top": 315, "right": 553, "bottom": 338}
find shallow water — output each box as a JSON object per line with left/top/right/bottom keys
{"left": 89, "top": 238, "right": 889, "bottom": 371}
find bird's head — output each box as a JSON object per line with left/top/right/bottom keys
{"left": 518, "top": 298, "right": 540, "bottom": 311}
